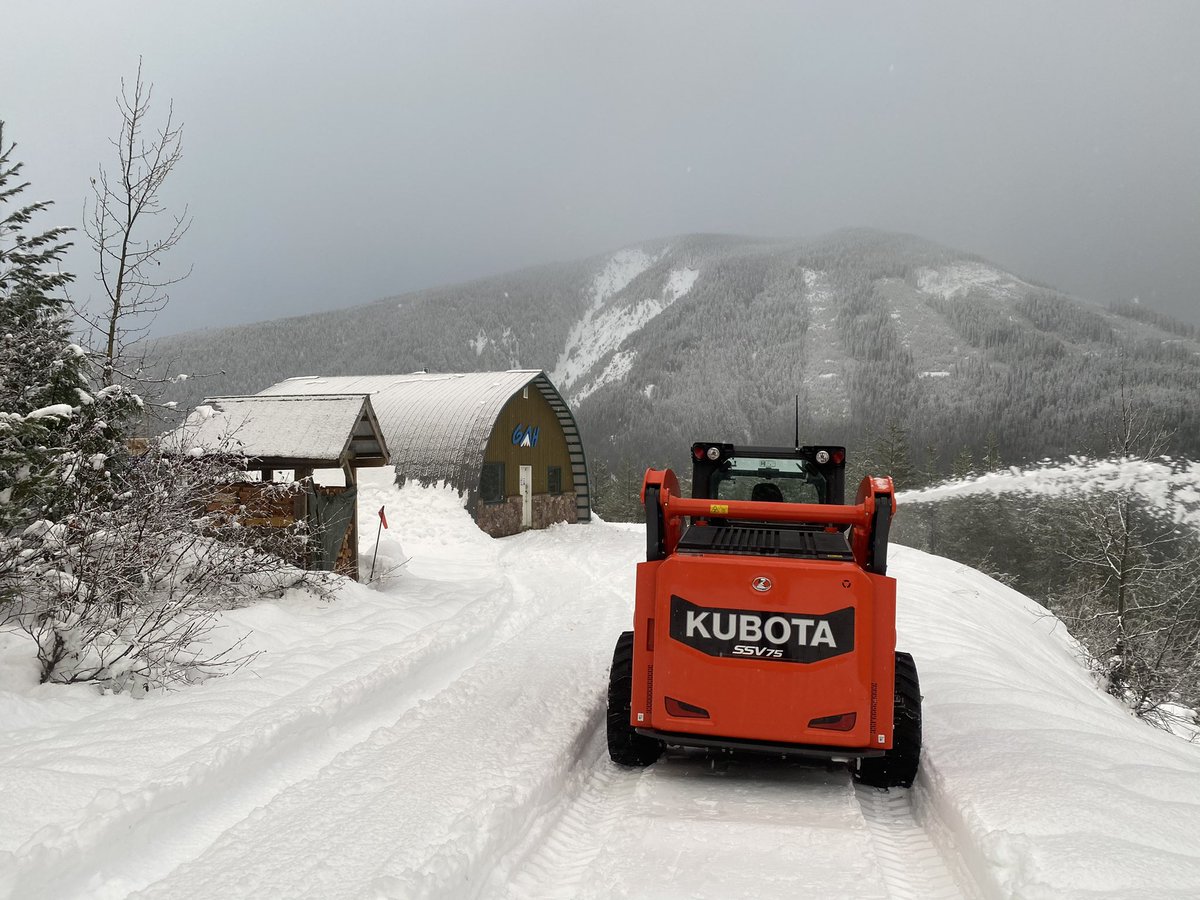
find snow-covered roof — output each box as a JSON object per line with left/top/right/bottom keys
{"left": 165, "top": 394, "right": 389, "bottom": 467}
{"left": 258, "top": 371, "right": 590, "bottom": 520}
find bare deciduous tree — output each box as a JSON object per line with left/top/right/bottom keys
{"left": 1108, "top": 372, "right": 1171, "bottom": 461}
{"left": 82, "top": 57, "right": 191, "bottom": 388}
{"left": 1055, "top": 389, "right": 1200, "bottom": 727}
{"left": 1057, "top": 489, "right": 1200, "bottom": 725}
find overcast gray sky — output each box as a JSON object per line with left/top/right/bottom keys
{"left": 7, "top": 1, "right": 1200, "bottom": 335}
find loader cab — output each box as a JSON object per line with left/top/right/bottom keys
{"left": 689, "top": 443, "right": 846, "bottom": 506}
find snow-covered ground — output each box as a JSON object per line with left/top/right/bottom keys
{"left": 800, "top": 268, "right": 852, "bottom": 419}
{"left": 552, "top": 248, "right": 700, "bottom": 401}
{"left": 914, "top": 262, "right": 1032, "bottom": 303}
{"left": 2, "top": 470, "right": 1200, "bottom": 899}
{"left": 552, "top": 249, "right": 659, "bottom": 392}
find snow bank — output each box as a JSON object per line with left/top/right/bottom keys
{"left": 0, "top": 475, "right": 505, "bottom": 897}
{"left": 895, "top": 547, "right": 1200, "bottom": 898}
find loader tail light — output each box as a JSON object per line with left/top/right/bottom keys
{"left": 809, "top": 712, "right": 857, "bottom": 732}
{"left": 832, "top": 449, "right": 845, "bottom": 465}
{"left": 693, "top": 445, "right": 705, "bottom": 460}
{"left": 665, "top": 697, "right": 710, "bottom": 719}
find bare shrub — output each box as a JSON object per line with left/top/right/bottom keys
{"left": 1055, "top": 489, "right": 1200, "bottom": 721}
{"left": 2, "top": 441, "right": 325, "bottom": 690}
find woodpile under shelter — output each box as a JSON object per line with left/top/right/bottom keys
{"left": 258, "top": 370, "right": 591, "bottom": 537}
{"left": 167, "top": 394, "right": 390, "bottom": 578}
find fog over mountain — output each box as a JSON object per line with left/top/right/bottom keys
{"left": 6, "top": 1, "right": 1200, "bottom": 336}
{"left": 151, "top": 229, "right": 1200, "bottom": 479}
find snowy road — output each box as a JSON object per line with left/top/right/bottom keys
{"left": 125, "top": 517, "right": 971, "bottom": 900}
{"left": 4, "top": 474, "right": 1200, "bottom": 899}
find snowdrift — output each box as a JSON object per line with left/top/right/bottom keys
{"left": 0, "top": 471, "right": 1197, "bottom": 899}
{"left": 895, "top": 548, "right": 1200, "bottom": 898}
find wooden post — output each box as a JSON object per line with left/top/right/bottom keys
{"left": 344, "top": 458, "right": 360, "bottom": 580}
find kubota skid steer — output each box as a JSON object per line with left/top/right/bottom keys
{"left": 606, "top": 441, "right": 921, "bottom": 788}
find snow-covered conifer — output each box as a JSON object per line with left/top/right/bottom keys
{"left": 0, "top": 122, "right": 86, "bottom": 530}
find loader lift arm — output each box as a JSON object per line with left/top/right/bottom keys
{"left": 643, "top": 468, "right": 895, "bottom": 575}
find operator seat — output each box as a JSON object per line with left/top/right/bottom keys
{"left": 751, "top": 482, "right": 784, "bottom": 503}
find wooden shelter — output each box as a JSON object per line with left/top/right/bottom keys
{"left": 168, "top": 394, "right": 390, "bottom": 578}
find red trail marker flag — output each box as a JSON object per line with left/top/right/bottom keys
{"left": 369, "top": 506, "right": 388, "bottom": 581}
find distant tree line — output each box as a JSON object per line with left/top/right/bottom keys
{"left": 1110, "top": 300, "right": 1199, "bottom": 340}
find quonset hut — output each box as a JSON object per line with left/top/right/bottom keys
{"left": 258, "top": 371, "right": 590, "bottom": 537}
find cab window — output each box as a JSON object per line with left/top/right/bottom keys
{"left": 711, "top": 456, "right": 826, "bottom": 505}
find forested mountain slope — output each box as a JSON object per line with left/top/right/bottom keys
{"left": 150, "top": 230, "right": 1200, "bottom": 478}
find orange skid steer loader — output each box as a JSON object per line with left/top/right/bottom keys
{"left": 606, "top": 442, "right": 921, "bottom": 788}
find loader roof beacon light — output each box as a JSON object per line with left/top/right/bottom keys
{"left": 607, "top": 438, "right": 922, "bottom": 789}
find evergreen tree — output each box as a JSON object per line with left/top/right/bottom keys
{"left": 982, "top": 432, "right": 1003, "bottom": 472}
{"left": 918, "top": 444, "right": 941, "bottom": 489}
{"left": 865, "top": 420, "right": 915, "bottom": 490}
{"left": 0, "top": 122, "right": 88, "bottom": 533}
{"left": 588, "top": 455, "right": 612, "bottom": 520}
{"left": 612, "top": 457, "right": 647, "bottom": 523}
{"left": 952, "top": 447, "right": 976, "bottom": 480}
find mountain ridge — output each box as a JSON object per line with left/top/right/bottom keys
{"left": 149, "top": 229, "right": 1200, "bottom": 478}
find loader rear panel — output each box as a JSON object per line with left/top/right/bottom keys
{"left": 631, "top": 554, "right": 896, "bottom": 752}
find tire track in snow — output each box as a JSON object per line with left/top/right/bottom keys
{"left": 494, "top": 754, "right": 897, "bottom": 899}
{"left": 482, "top": 726, "right": 639, "bottom": 899}
{"left": 494, "top": 750, "right": 986, "bottom": 898}
{"left": 855, "top": 784, "right": 980, "bottom": 900}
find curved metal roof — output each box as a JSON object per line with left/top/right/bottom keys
{"left": 259, "top": 370, "right": 590, "bottom": 521}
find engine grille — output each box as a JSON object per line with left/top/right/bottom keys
{"left": 676, "top": 524, "right": 853, "bottom": 560}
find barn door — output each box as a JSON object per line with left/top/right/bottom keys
{"left": 519, "top": 465, "right": 532, "bottom": 529}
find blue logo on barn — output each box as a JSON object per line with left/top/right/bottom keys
{"left": 512, "top": 424, "right": 539, "bottom": 448}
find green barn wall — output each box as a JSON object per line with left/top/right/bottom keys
{"left": 482, "top": 387, "right": 573, "bottom": 497}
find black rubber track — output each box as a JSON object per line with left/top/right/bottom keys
{"left": 854, "top": 651, "right": 922, "bottom": 789}
{"left": 606, "top": 632, "right": 663, "bottom": 767}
